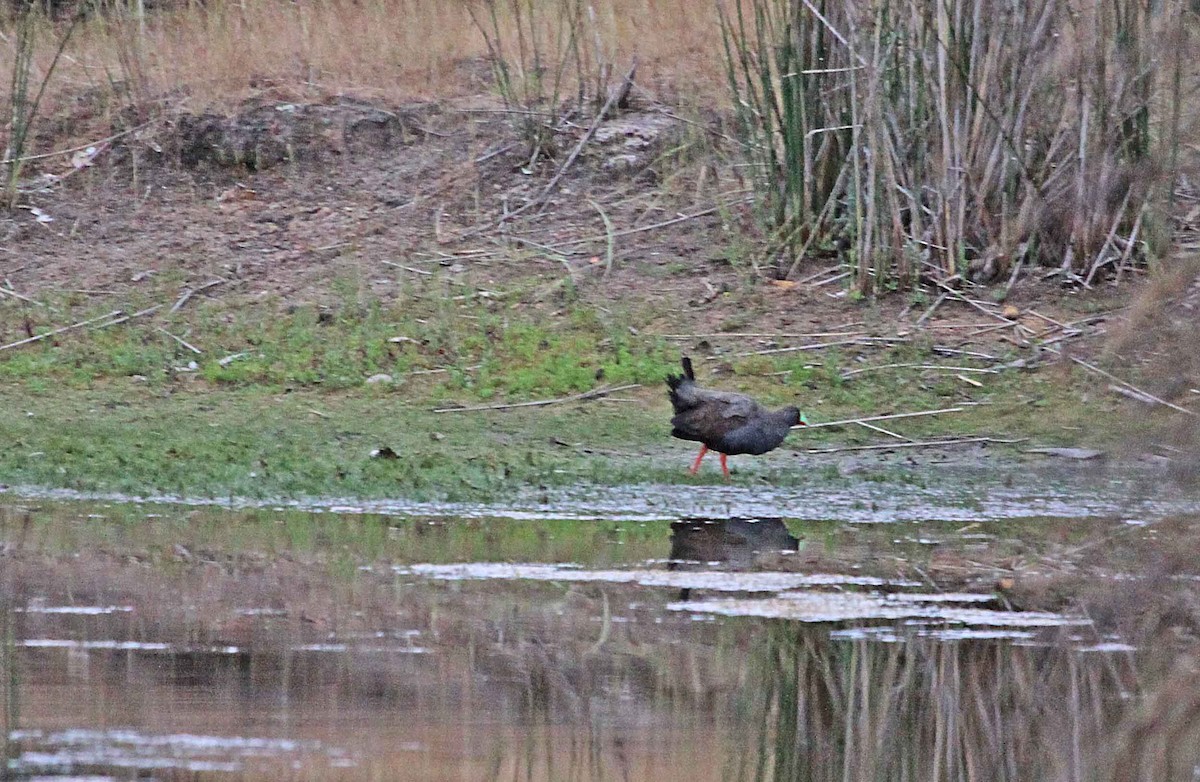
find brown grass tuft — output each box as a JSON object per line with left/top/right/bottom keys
{"left": 1104, "top": 246, "right": 1200, "bottom": 469}
{"left": 1, "top": 0, "right": 729, "bottom": 114}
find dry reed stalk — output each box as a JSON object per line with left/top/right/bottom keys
{"left": 721, "top": 0, "right": 1190, "bottom": 294}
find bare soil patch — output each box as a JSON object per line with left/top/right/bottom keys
{"left": 2, "top": 90, "right": 1155, "bottom": 357}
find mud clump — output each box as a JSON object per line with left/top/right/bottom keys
{"left": 587, "top": 111, "right": 684, "bottom": 179}
{"left": 172, "top": 99, "right": 435, "bottom": 172}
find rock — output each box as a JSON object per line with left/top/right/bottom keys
{"left": 365, "top": 373, "right": 393, "bottom": 385}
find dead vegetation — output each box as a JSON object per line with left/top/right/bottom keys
{"left": 1104, "top": 200, "right": 1200, "bottom": 467}
{"left": 1, "top": 0, "right": 727, "bottom": 110}
{"left": 2, "top": 0, "right": 1197, "bottom": 301}
{"left": 721, "top": 0, "right": 1196, "bottom": 292}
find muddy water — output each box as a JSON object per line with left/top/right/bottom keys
{"left": 0, "top": 495, "right": 1191, "bottom": 781}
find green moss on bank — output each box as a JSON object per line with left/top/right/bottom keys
{"left": 0, "top": 284, "right": 1134, "bottom": 501}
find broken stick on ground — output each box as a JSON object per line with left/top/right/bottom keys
{"left": 0, "top": 310, "right": 122, "bottom": 353}
{"left": 807, "top": 437, "right": 1026, "bottom": 454}
{"left": 792, "top": 407, "right": 965, "bottom": 431}
{"left": 170, "top": 278, "right": 227, "bottom": 314}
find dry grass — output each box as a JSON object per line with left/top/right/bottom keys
{"left": 1103, "top": 249, "right": 1200, "bottom": 467}
{"left": 1, "top": 0, "right": 728, "bottom": 115}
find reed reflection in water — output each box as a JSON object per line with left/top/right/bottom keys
{"left": 731, "top": 626, "right": 1140, "bottom": 782}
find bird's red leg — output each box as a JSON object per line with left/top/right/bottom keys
{"left": 719, "top": 453, "right": 730, "bottom": 479}
{"left": 689, "top": 445, "right": 709, "bottom": 474}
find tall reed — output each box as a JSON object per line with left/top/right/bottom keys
{"left": 3, "top": 0, "right": 85, "bottom": 209}
{"left": 721, "top": 0, "right": 1192, "bottom": 292}
{"left": 467, "top": 0, "right": 615, "bottom": 158}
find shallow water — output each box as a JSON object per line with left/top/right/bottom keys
{"left": 0, "top": 484, "right": 1194, "bottom": 780}
{"left": 4, "top": 457, "right": 1197, "bottom": 522}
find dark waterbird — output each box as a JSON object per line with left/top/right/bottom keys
{"left": 666, "top": 356, "right": 807, "bottom": 478}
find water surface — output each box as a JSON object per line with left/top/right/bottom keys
{"left": 0, "top": 491, "right": 1194, "bottom": 780}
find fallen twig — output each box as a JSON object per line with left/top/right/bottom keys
{"left": 811, "top": 271, "right": 852, "bottom": 287}
{"left": 0, "top": 118, "right": 154, "bottom": 166}
{"left": 403, "top": 363, "right": 483, "bottom": 378}
{"left": 915, "top": 293, "right": 947, "bottom": 326}
{"left": 92, "top": 305, "right": 162, "bottom": 329}
{"left": 1004, "top": 253, "right": 1025, "bottom": 296}
{"left": 1024, "top": 446, "right": 1106, "bottom": 461}
{"left": 1108, "top": 384, "right": 1158, "bottom": 405}
{"left": 931, "top": 346, "right": 998, "bottom": 360}
{"left": 432, "top": 383, "right": 641, "bottom": 413}
{"left": 1026, "top": 310, "right": 1071, "bottom": 332}
{"left": 474, "top": 142, "right": 520, "bottom": 164}
{"left": 1043, "top": 348, "right": 1197, "bottom": 417}
{"left": 169, "top": 278, "right": 226, "bottom": 314}
{"left": 935, "top": 281, "right": 1017, "bottom": 325}
{"left": 728, "top": 337, "right": 908, "bottom": 358}
{"left": 589, "top": 198, "right": 616, "bottom": 278}
{"left": 965, "top": 321, "right": 1016, "bottom": 338}
{"left": 856, "top": 421, "right": 914, "bottom": 441}
{"left": 920, "top": 322, "right": 1004, "bottom": 330}
{"left": 841, "top": 363, "right": 998, "bottom": 380}
{"left": 382, "top": 260, "right": 434, "bottom": 276}
{"left": 0, "top": 285, "right": 47, "bottom": 307}
{"left": 0, "top": 309, "right": 122, "bottom": 353}
{"left": 806, "top": 436, "right": 1026, "bottom": 454}
{"left": 156, "top": 326, "right": 203, "bottom": 354}
{"left": 794, "top": 265, "right": 844, "bottom": 285}
{"left": 514, "top": 198, "right": 751, "bottom": 249}
{"left": 794, "top": 407, "right": 964, "bottom": 430}
{"left": 659, "top": 330, "right": 865, "bottom": 340}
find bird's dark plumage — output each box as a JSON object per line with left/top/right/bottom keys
{"left": 666, "top": 356, "right": 804, "bottom": 477}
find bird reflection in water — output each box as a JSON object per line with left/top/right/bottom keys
{"left": 668, "top": 517, "right": 800, "bottom": 600}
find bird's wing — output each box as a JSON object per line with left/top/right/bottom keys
{"left": 670, "top": 390, "right": 763, "bottom": 442}
{"left": 691, "top": 388, "right": 761, "bottom": 419}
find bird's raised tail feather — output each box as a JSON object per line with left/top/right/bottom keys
{"left": 665, "top": 355, "right": 697, "bottom": 413}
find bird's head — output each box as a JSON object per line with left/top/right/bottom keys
{"left": 784, "top": 407, "right": 807, "bottom": 427}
